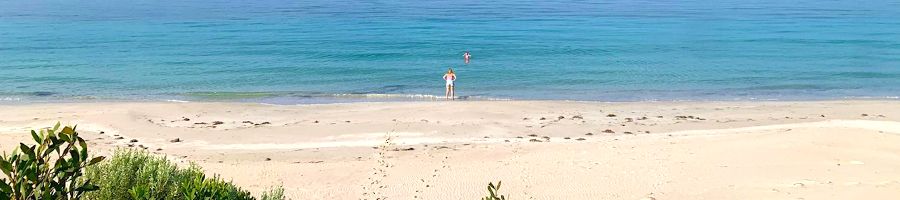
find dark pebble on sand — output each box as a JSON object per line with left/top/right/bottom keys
{"left": 529, "top": 139, "right": 542, "bottom": 142}
{"left": 861, "top": 114, "right": 869, "bottom": 117}
{"left": 558, "top": 116, "right": 565, "bottom": 120}
{"left": 607, "top": 114, "right": 617, "bottom": 117}
{"left": 156, "top": 148, "right": 163, "bottom": 151}
{"left": 516, "top": 136, "right": 523, "bottom": 138}
{"left": 624, "top": 131, "right": 634, "bottom": 134}
{"left": 527, "top": 134, "right": 538, "bottom": 137}
{"left": 129, "top": 139, "right": 138, "bottom": 143}
{"left": 183, "top": 117, "right": 190, "bottom": 121}
{"left": 585, "top": 132, "right": 593, "bottom": 136}
{"left": 212, "top": 121, "right": 224, "bottom": 125}
{"left": 602, "top": 129, "right": 615, "bottom": 133}
{"left": 572, "top": 115, "right": 583, "bottom": 120}
{"left": 99, "top": 131, "right": 105, "bottom": 134}
{"left": 195, "top": 122, "right": 207, "bottom": 125}
{"left": 114, "top": 136, "right": 124, "bottom": 140}
{"left": 542, "top": 136, "right": 550, "bottom": 140}
{"left": 576, "top": 138, "right": 586, "bottom": 141}
{"left": 539, "top": 117, "right": 546, "bottom": 120}
{"left": 170, "top": 138, "right": 181, "bottom": 143}
{"left": 261, "top": 122, "right": 271, "bottom": 125}
{"left": 265, "top": 158, "right": 272, "bottom": 161}
{"left": 242, "top": 121, "right": 253, "bottom": 124}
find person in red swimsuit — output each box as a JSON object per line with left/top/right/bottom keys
{"left": 463, "top": 51, "right": 471, "bottom": 64}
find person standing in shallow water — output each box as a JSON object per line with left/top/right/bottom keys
{"left": 443, "top": 68, "right": 457, "bottom": 99}
{"left": 463, "top": 51, "right": 471, "bottom": 64}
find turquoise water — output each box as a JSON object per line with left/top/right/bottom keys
{"left": 2, "top": 0, "right": 899, "bottom": 103}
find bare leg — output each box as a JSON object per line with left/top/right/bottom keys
{"left": 445, "top": 85, "right": 450, "bottom": 99}
{"left": 449, "top": 86, "right": 455, "bottom": 99}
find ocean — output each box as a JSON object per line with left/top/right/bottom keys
{"left": 1, "top": 0, "right": 899, "bottom": 103}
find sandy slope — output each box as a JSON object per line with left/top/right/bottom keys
{"left": 0, "top": 100, "right": 898, "bottom": 199}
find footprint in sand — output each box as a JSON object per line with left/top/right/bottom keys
{"left": 415, "top": 149, "right": 451, "bottom": 199}
{"left": 361, "top": 132, "right": 395, "bottom": 200}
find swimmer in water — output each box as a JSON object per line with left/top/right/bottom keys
{"left": 463, "top": 51, "right": 471, "bottom": 64}
{"left": 443, "top": 68, "right": 457, "bottom": 99}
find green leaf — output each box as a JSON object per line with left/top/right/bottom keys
{"left": 19, "top": 144, "right": 35, "bottom": 160}
{"left": 0, "top": 180, "right": 11, "bottom": 193}
{"left": 53, "top": 122, "right": 61, "bottom": 132}
{"left": 31, "top": 130, "right": 42, "bottom": 144}
{"left": 87, "top": 156, "right": 105, "bottom": 166}
{"left": 58, "top": 132, "right": 71, "bottom": 142}
{"left": 79, "top": 138, "right": 88, "bottom": 161}
{"left": 0, "top": 160, "right": 11, "bottom": 176}
{"left": 25, "top": 168, "right": 37, "bottom": 182}
{"left": 69, "top": 150, "right": 81, "bottom": 165}
{"left": 61, "top": 126, "right": 75, "bottom": 135}
{"left": 78, "top": 137, "right": 87, "bottom": 150}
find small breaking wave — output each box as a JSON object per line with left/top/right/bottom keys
{"left": 175, "top": 91, "right": 511, "bottom": 104}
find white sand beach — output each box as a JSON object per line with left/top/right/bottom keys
{"left": 1, "top": 100, "right": 899, "bottom": 199}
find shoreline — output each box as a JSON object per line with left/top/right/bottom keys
{"left": 0, "top": 100, "right": 899, "bottom": 199}
{"left": 1, "top": 95, "right": 899, "bottom": 106}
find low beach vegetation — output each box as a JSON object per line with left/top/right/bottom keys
{"left": 0, "top": 123, "right": 284, "bottom": 200}
{"left": 83, "top": 149, "right": 256, "bottom": 200}
{"left": 481, "top": 181, "right": 506, "bottom": 200}
{"left": 0, "top": 123, "right": 104, "bottom": 199}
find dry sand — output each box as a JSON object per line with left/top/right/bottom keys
{"left": 0, "top": 100, "right": 899, "bottom": 199}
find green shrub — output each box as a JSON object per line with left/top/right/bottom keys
{"left": 259, "top": 186, "right": 284, "bottom": 200}
{"left": 481, "top": 181, "right": 506, "bottom": 200}
{"left": 84, "top": 149, "right": 253, "bottom": 200}
{"left": 0, "top": 123, "right": 105, "bottom": 200}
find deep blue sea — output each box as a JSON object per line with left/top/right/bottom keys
{"left": 1, "top": 0, "right": 899, "bottom": 103}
